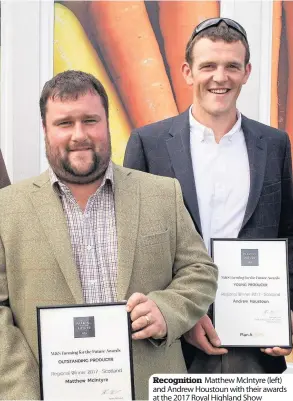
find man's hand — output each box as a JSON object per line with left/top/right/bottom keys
{"left": 260, "top": 347, "right": 292, "bottom": 357}
{"left": 126, "top": 293, "right": 167, "bottom": 340}
{"left": 260, "top": 310, "right": 293, "bottom": 357}
{"left": 184, "top": 315, "right": 228, "bottom": 355}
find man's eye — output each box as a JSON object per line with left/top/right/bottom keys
{"left": 84, "top": 119, "right": 97, "bottom": 124}
{"left": 228, "top": 64, "right": 239, "bottom": 69}
{"left": 201, "top": 65, "right": 213, "bottom": 70}
{"left": 58, "top": 121, "right": 71, "bottom": 127}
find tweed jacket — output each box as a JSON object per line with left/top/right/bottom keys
{"left": 0, "top": 164, "right": 218, "bottom": 400}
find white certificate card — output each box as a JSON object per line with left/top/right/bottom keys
{"left": 212, "top": 239, "right": 291, "bottom": 347}
{"left": 37, "top": 303, "right": 134, "bottom": 400}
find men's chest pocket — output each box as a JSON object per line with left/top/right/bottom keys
{"left": 260, "top": 181, "right": 281, "bottom": 204}
{"left": 257, "top": 181, "right": 281, "bottom": 227}
{"left": 138, "top": 229, "right": 170, "bottom": 247}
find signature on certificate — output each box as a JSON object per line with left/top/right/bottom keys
{"left": 101, "top": 389, "right": 122, "bottom": 395}
{"left": 263, "top": 309, "right": 281, "bottom": 318}
{"left": 254, "top": 309, "right": 282, "bottom": 323}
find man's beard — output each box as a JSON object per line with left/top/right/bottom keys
{"left": 45, "top": 137, "right": 111, "bottom": 185}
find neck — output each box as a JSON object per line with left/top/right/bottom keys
{"left": 66, "top": 179, "right": 102, "bottom": 211}
{"left": 191, "top": 104, "right": 238, "bottom": 143}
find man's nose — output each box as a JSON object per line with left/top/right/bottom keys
{"left": 71, "top": 122, "right": 87, "bottom": 141}
{"left": 212, "top": 67, "right": 228, "bottom": 83}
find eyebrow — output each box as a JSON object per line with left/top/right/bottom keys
{"left": 52, "top": 114, "right": 101, "bottom": 125}
{"left": 198, "top": 61, "right": 243, "bottom": 68}
{"left": 226, "top": 61, "right": 243, "bottom": 68}
{"left": 198, "top": 61, "right": 216, "bottom": 68}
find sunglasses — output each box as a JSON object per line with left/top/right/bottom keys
{"left": 190, "top": 18, "right": 247, "bottom": 41}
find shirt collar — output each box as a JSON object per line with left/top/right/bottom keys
{"left": 49, "top": 160, "right": 115, "bottom": 197}
{"left": 189, "top": 106, "right": 242, "bottom": 142}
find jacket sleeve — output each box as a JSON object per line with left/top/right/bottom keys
{"left": 147, "top": 179, "right": 218, "bottom": 348}
{"left": 0, "top": 237, "right": 40, "bottom": 399}
{"left": 123, "top": 130, "right": 148, "bottom": 172}
{"left": 0, "top": 149, "right": 11, "bottom": 188}
{"left": 278, "top": 133, "right": 293, "bottom": 309}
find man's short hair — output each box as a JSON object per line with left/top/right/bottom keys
{"left": 185, "top": 21, "right": 250, "bottom": 66}
{"left": 40, "top": 70, "right": 109, "bottom": 125}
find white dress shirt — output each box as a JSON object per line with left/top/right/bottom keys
{"left": 189, "top": 108, "right": 250, "bottom": 253}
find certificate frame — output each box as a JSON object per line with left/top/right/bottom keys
{"left": 211, "top": 238, "right": 292, "bottom": 348}
{"left": 37, "top": 302, "right": 135, "bottom": 400}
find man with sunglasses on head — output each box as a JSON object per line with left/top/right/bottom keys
{"left": 124, "top": 18, "right": 293, "bottom": 374}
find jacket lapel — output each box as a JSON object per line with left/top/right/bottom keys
{"left": 166, "top": 110, "right": 202, "bottom": 234}
{"left": 30, "top": 172, "right": 83, "bottom": 303}
{"left": 240, "top": 116, "right": 267, "bottom": 231}
{"left": 113, "top": 165, "right": 139, "bottom": 300}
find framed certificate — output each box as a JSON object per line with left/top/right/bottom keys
{"left": 211, "top": 239, "right": 292, "bottom": 347}
{"left": 37, "top": 302, "right": 135, "bottom": 400}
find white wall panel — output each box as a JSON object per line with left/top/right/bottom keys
{"left": 0, "top": 0, "right": 53, "bottom": 182}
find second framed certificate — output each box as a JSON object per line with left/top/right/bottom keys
{"left": 37, "top": 302, "right": 134, "bottom": 400}
{"left": 212, "top": 239, "right": 292, "bottom": 347}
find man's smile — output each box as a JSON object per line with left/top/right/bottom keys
{"left": 208, "top": 88, "right": 231, "bottom": 94}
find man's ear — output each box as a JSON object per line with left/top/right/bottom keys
{"left": 243, "top": 62, "right": 252, "bottom": 85}
{"left": 182, "top": 62, "right": 194, "bottom": 86}
{"left": 42, "top": 121, "right": 47, "bottom": 135}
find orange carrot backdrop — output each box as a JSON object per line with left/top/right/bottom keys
{"left": 89, "top": 1, "right": 178, "bottom": 128}
{"left": 270, "top": 1, "right": 282, "bottom": 129}
{"left": 54, "top": 0, "right": 219, "bottom": 164}
{"left": 276, "top": 1, "right": 293, "bottom": 151}
{"left": 283, "top": 0, "right": 293, "bottom": 148}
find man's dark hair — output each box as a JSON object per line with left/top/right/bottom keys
{"left": 185, "top": 21, "right": 250, "bottom": 66}
{"left": 40, "top": 70, "right": 109, "bottom": 125}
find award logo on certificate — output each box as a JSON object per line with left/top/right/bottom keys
{"left": 37, "top": 302, "right": 135, "bottom": 400}
{"left": 211, "top": 239, "right": 292, "bottom": 347}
